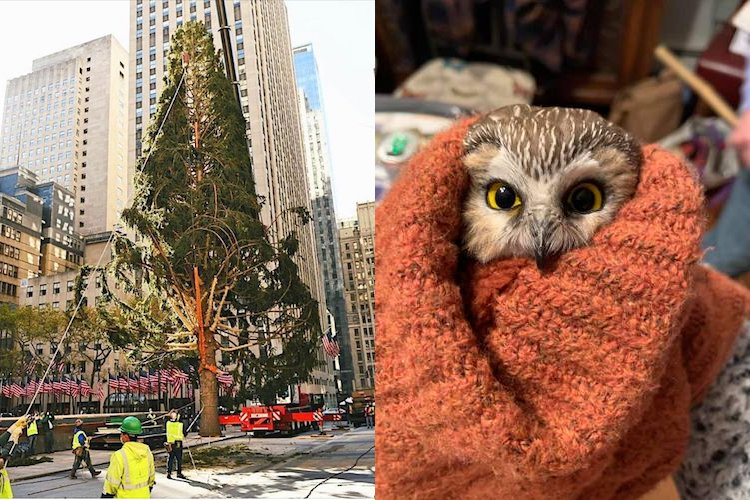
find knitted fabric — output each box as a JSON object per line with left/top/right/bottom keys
{"left": 676, "top": 320, "right": 750, "bottom": 500}
{"left": 375, "top": 117, "right": 750, "bottom": 500}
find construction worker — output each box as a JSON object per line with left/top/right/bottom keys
{"left": 0, "top": 451, "right": 11, "bottom": 499}
{"left": 25, "top": 413, "right": 39, "bottom": 455}
{"left": 40, "top": 411, "right": 55, "bottom": 454}
{"left": 101, "top": 416, "right": 155, "bottom": 498}
{"left": 165, "top": 409, "right": 186, "bottom": 480}
{"left": 70, "top": 418, "right": 101, "bottom": 479}
{"left": 363, "top": 403, "right": 373, "bottom": 428}
{"left": 0, "top": 415, "right": 29, "bottom": 498}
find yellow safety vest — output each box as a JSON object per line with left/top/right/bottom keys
{"left": 27, "top": 421, "right": 38, "bottom": 437}
{"left": 0, "top": 468, "right": 12, "bottom": 498}
{"left": 166, "top": 421, "right": 184, "bottom": 443}
{"left": 72, "top": 430, "right": 86, "bottom": 450}
{"left": 103, "top": 443, "right": 155, "bottom": 498}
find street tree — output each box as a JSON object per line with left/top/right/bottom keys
{"left": 88, "top": 21, "right": 322, "bottom": 436}
{"left": 0, "top": 304, "right": 66, "bottom": 377}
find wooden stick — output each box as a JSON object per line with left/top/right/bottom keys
{"left": 654, "top": 45, "right": 739, "bottom": 127}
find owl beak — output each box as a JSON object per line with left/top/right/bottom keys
{"left": 530, "top": 214, "right": 555, "bottom": 270}
{"left": 534, "top": 247, "right": 550, "bottom": 270}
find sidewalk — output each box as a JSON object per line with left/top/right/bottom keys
{"left": 7, "top": 430, "right": 245, "bottom": 481}
{"left": 9, "top": 426, "right": 352, "bottom": 482}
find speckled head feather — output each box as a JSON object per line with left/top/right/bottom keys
{"left": 462, "top": 104, "right": 643, "bottom": 265}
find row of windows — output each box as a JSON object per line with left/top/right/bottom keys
{"left": 26, "top": 280, "right": 75, "bottom": 298}
{"left": 0, "top": 281, "right": 17, "bottom": 297}
{"left": 0, "top": 242, "right": 20, "bottom": 260}
{"left": 2, "top": 207, "right": 22, "bottom": 225}
{"left": 1, "top": 225, "right": 22, "bottom": 242}
{"left": 0, "top": 263, "right": 18, "bottom": 279}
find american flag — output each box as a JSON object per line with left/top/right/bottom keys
{"left": 24, "top": 358, "right": 37, "bottom": 374}
{"left": 148, "top": 370, "right": 159, "bottom": 394}
{"left": 138, "top": 372, "right": 149, "bottom": 393}
{"left": 158, "top": 370, "right": 168, "bottom": 391}
{"left": 108, "top": 374, "right": 118, "bottom": 391}
{"left": 25, "top": 378, "right": 37, "bottom": 397}
{"left": 52, "top": 378, "right": 63, "bottom": 394}
{"left": 96, "top": 381, "right": 105, "bottom": 400}
{"left": 170, "top": 379, "right": 182, "bottom": 398}
{"left": 171, "top": 368, "right": 189, "bottom": 383}
{"left": 80, "top": 379, "right": 92, "bottom": 397}
{"left": 216, "top": 371, "right": 233, "bottom": 387}
{"left": 321, "top": 330, "right": 340, "bottom": 358}
{"left": 70, "top": 378, "right": 80, "bottom": 397}
{"left": 1, "top": 381, "right": 9, "bottom": 398}
{"left": 128, "top": 374, "right": 139, "bottom": 393}
{"left": 42, "top": 379, "right": 52, "bottom": 394}
{"left": 11, "top": 382, "right": 24, "bottom": 397}
{"left": 61, "top": 377, "right": 72, "bottom": 396}
{"left": 118, "top": 376, "right": 129, "bottom": 392}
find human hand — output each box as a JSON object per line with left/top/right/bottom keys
{"left": 728, "top": 109, "right": 750, "bottom": 168}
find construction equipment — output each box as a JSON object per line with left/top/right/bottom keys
{"left": 218, "top": 404, "right": 344, "bottom": 436}
{"left": 348, "top": 389, "right": 375, "bottom": 428}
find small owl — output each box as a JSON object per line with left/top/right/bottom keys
{"left": 462, "top": 105, "right": 643, "bottom": 268}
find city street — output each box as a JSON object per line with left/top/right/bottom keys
{"left": 11, "top": 427, "right": 374, "bottom": 498}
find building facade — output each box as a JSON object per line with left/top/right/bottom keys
{"left": 33, "top": 182, "right": 83, "bottom": 275}
{"left": 0, "top": 35, "right": 129, "bottom": 236}
{"left": 338, "top": 202, "right": 375, "bottom": 390}
{"left": 128, "top": 0, "right": 334, "bottom": 402}
{"left": 0, "top": 168, "right": 44, "bottom": 305}
{"left": 293, "top": 44, "right": 353, "bottom": 395}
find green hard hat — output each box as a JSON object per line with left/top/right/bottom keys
{"left": 119, "top": 416, "right": 143, "bottom": 436}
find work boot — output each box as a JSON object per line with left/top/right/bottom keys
{"left": 167, "top": 474, "right": 172, "bottom": 479}
{"left": 69, "top": 473, "right": 77, "bottom": 479}
{"left": 92, "top": 470, "right": 101, "bottom": 477}
{"left": 177, "top": 473, "right": 187, "bottom": 479}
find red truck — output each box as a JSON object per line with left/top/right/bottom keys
{"left": 218, "top": 404, "right": 344, "bottom": 435}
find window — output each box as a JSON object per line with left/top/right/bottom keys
{"left": 53, "top": 282, "right": 60, "bottom": 294}
{"left": 40, "top": 284, "right": 47, "bottom": 296}
{"left": 26, "top": 286, "right": 33, "bottom": 298}
{"left": 67, "top": 280, "right": 74, "bottom": 292}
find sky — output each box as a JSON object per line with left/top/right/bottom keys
{"left": 0, "top": 0, "right": 374, "bottom": 220}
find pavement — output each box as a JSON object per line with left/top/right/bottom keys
{"left": 7, "top": 429, "right": 246, "bottom": 481}
{"left": 10, "top": 426, "right": 375, "bottom": 498}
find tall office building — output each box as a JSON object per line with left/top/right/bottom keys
{"left": 129, "top": 0, "right": 334, "bottom": 404}
{"left": 293, "top": 44, "right": 353, "bottom": 395}
{"left": 0, "top": 35, "right": 129, "bottom": 236}
{"left": 338, "top": 202, "right": 375, "bottom": 390}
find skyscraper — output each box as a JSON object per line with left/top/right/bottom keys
{"left": 128, "top": 0, "right": 334, "bottom": 404}
{"left": 0, "top": 35, "right": 129, "bottom": 236}
{"left": 294, "top": 43, "right": 354, "bottom": 395}
{"left": 338, "top": 202, "right": 375, "bottom": 391}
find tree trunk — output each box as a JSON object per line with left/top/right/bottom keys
{"left": 199, "top": 363, "right": 220, "bottom": 436}
{"left": 198, "top": 328, "right": 221, "bottom": 436}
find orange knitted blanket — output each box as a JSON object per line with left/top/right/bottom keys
{"left": 375, "top": 118, "right": 750, "bottom": 500}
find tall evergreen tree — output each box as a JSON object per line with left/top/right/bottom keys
{"left": 89, "top": 22, "right": 321, "bottom": 436}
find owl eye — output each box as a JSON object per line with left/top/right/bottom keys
{"left": 486, "top": 181, "right": 521, "bottom": 210}
{"left": 566, "top": 182, "right": 603, "bottom": 214}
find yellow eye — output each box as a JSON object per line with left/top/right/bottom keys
{"left": 566, "top": 182, "right": 603, "bottom": 213}
{"left": 486, "top": 181, "right": 521, "bottom": 210}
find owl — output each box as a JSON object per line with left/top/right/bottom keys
{"left": 462, "top": 105, "right": 643, "bottom": 268}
